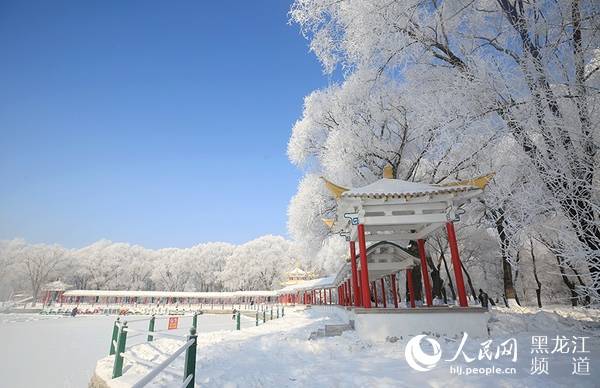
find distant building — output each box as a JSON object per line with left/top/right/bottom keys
{"left": 281, "top": 266, "right": 317, "bottom": 287}
{"left": 41, "top": 280, "right": 72, "bottom": 304}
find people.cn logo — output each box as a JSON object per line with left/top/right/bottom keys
{"left": 405, "top": 335, "right": 443, "bottom": 372}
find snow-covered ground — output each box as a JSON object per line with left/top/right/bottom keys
{"left": 0, "top": 313, "right": 237, "bottom": 388}
{"left": 95, "top": 305, "right": 600, "bottom": 388}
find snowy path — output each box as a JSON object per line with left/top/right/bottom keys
{"left": 0, "top": 313, "right": 236, "bottom": 388}
{"left": 96, "top": 306, "right": 600, "bottom": 388}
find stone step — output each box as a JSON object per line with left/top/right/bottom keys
{"left": 309, "top": 323, "right": 352, "bottom": 340}
{"left": 325, "top": 324, "right": 351, "bottom": 336}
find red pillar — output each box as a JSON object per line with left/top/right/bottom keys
{"left": 349, "top": 241, "right": 361, "bottom": 307}
{"left": 344, "top": 282, "right": 349, "bottom": 306}
{"left": 391, "top": 274, "right": 399, "bottom": 308}
{"left": 380, "top": 278, "right": 387, "bottom": 308}
{"left": 446, "top": 222, "right": 468, "bottom": 307}
{"left": 418, "top": 239, "right": 433, "bottom": 306}
{"left": 357, "top": 224, "right": 372, "bottom": 308}
{"left": 328, "top": 288, "right": 332, "bottom": 305}
{"left": 407, "top": 269, "right": 416, "bottom": 308}
{"left": 372, "top": 281, "right": 378, "bottom": 307}
{"left": 357, "top": 269, "right": 362, "bottom": 302}
{"left": 323, "top": 289, "right": 326, "bottom": 304}
{"left": 346, "top": 279, "right": 352, "bottom": 306}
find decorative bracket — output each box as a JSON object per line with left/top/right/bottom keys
{"left": 344, "top": 212, "right": 359, "bottom": 225}
{"left": 446, "top": 207, "right": 465, "bottom": 222}
{"left": 339, "top": 231, "right": 351, "bottom": 241}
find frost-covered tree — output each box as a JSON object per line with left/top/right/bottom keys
{"left": 0, "top": 236, "right": 298, "bottom": 298}
{"left": 289, "top": 0, "right": 600, "bottom": 300}
{"left": 187, "top": 242, "right": 234, "bottom": 292}
{"left": 152, "top": 248, "right": 191, "bottom": 292}
{"left": 19, "top": 243, "right": 66, "bottom": 303}
{"left": 221, "top": 235, "right": 294, "bottom": 291}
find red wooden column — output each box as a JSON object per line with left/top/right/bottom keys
{"left": 346, "top": 279, "right": 352, "bottom": 306}
{"left": 328, "top": 288, "right": 332, "bottom": 305}
{"left": 323, "top": 289, "right": 326, "bottom": 304}
{"left": 380, "top": 278, "right": 387, "bottom": 308}
{"left": 349, "top": 241, "right": 361, "bottom": 307}
{"left": 406, "top": 269, "right": 416, "bottom": 308}
{"left": 417, "top": 239, "right": 433, "bottom": 306}
{"left": 391, "top": 274, "right": 399, "bottom": 308}
{"left": 446, "top": 222, "right": 468, "bottom": 307}
{"left": 372, "top": 281, "right": 378, "bottom": 307}
{"left": 357, "top": 224, "right": 372, "bottom": 308}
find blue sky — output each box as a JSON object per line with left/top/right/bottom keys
{"left": 0, "top": 1, "right": 328, "bottom": 248}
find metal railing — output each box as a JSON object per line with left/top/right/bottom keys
{"left": 107, "top": 305, "right": 286, "bottom": 386}
{"left": 109, "top": 314, "right": 199, "bottom": 388}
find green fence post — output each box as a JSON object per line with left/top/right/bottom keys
{"left": 109, "top": 318, "right": 120, "bottom": 355}
{"left": 270, "top": 308, "right": 273, "bottom": 320}
{"left": 236, "top": 311, "right": 241, "bottom": 330}
{"left": 192, "top": 312, "right": 198, "bottom": 330}
{"left": 255, "top": 311, "right": 259, "bottom": 326}
{"left": 183, "top": 327, "right": 197, "bottom": 388}
{"left": 147, "top": 315, "right": 155, "bottom": 342}
{"left": 282, "top": 306, "right": 285, "bottom": 317}
{"left": 277, "top": 306, "right": 280, "bottom": 319}
{"left": 112, "top": 321, "right": 128, "bottom": 378}
{"left": 263, "top": 310, "right": 266, "bottom": 323}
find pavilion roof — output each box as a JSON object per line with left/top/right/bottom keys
{"left": 287, "top": 267, "right": 307, "bottom": 276}
{"left": 42, "top": 280, "right": 72, "bottom": 291}
{"left": 341, "top": 178, "right": 477, "bottom": 200}
{"left": 276, "top": 275, "right": 336, "bottom": 294}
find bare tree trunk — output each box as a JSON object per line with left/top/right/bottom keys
{"left": 493, "top": 209, "right": 520, "bottom": 307}
{"left": 427, "top": 255, "right": 445, "bottom": 301}
{"left": 460, "top": 260, "right": 477, "bottom": 300}
{"left": 529, "top": 239, "right": 543, "bottom": 308}
{"left": 441, "top": 253, "right": 456, "bottom": 301}
{"left": 556, "top": 254, "right": 579, "bottom": 306}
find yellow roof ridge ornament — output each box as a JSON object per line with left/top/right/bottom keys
{"left": 320, "top": 176, "right": 349, "bottom": 199}
{"left": 442, "top": 172, "right": 496, "bottom": 189}
{"left": 322, "top": 218, "right": 335, "bottom": 228}
{"left": 383, "top": 163, "right": 394, "bottom": 179}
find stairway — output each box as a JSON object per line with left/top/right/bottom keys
{"left": 309, "top": 323, "right": 352, "bottom": 340}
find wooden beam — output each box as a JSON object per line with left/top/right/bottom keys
{"left": 415, "top": 223, "right": 445, "bottom": 239}
{"left": 363, "top": 213, "right": 448, "bottom": 226}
